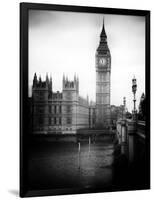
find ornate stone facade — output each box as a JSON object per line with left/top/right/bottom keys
{"left": 95, "top": 20, "right": 111, "bottom": 129}
{"left": 32, "top": 74, "right": 95, "bottom": 134}
{"left": 31, "top": 20, "right": 112, "bottom": 134}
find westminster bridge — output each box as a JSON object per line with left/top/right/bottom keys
{"left": 116, "top": 119, "right": 146, "bottom": 163}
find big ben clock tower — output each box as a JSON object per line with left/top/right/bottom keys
{"left": 95, "top": 19, "right": 111, "bottom": 129}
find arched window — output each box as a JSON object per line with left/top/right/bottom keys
{"left": 49, "top": 105, "right": 52, "bottom": 113}
{"left": 54, "top": 105, "right": 56, "bottom": 114}
{"left": 49, "top": 117, "right": 51, "bottom": 125}
{"left": 67, "top": 118, "right": 71, "bottom": 124}
{"left": 67, "top": 105, "right": 71, "bottom": 113}
{"left": 54, "top": 117, "right": 56, "bottom": 124}
{"left": 59, "top": 105, "right": 62, "bottom": 113}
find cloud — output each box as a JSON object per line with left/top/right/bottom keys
{"left": 28, "top": 10, "right": 145, "bottom": 112}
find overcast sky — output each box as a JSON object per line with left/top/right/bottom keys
{"left": 28, "top": 10, "right": 145, "bottom": 112}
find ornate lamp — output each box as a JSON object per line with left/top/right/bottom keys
{"left": 132, "top": 76, "right": 137, "bottom": 119}
{"left": 123, "top": 97, "right": 126, "bottom": 119}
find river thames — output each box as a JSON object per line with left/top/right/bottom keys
{"left": 27, "top": 134, "right": 148, "bottom": 193}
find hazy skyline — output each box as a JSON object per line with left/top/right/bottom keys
{"left": 29, "top": 10, "right": 145, "bottom": 112}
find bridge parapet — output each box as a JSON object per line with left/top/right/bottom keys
{"left": 126, "top": 119, "right": 137, "bottom": 135}
{"left": 117, "top": 119, "right": 145, "bottom": 139}
{"left": 136, "top": 120, "right": 145, "bottom": 139}
{"left": 116, "top": 119, "right": 127, "bottom": 144}
{"left": 116, "top": 119, "right": 146, "bottom": 164}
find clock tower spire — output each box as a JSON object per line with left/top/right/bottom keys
{"left": 100, "top": 18, "right": 107, "bottom": 38}
{"left": 95, "top": 19, "right": 111, "bottom": 129}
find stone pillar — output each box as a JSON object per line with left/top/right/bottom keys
{"left": 116, "top": 120, "right": 128, "bottom": 156}
{"left": 127, "top": 120, "right": 137, "bottom": 164}
{"left": 121, "top": 120, "right": 127, "bottom": 156}
{"left": 128, "top": 134, "right": 135, "bottom": 164}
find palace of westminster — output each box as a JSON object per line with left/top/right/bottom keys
{"left": 31, "top": 21, "right": 124, "bottom": 134}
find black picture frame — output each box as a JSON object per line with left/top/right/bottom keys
{"left": 20, "top": 2, "right": 150, "bottom": 198}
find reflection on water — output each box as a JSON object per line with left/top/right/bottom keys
{"left": 77, "top": 144, "right": 114, "bottom": 187}
{"left": 27, "top": 132, "right": 148, "bottom": 192}
{"left": 28, "top": 143, "right": 115, "bottom": 190}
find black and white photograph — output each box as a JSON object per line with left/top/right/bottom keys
{"left": 20, "top": 3, "right": 150, "bottom": 197}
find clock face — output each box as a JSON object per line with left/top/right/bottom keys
{"left": 99, "top": 58, "right": 107, "bottom": 66}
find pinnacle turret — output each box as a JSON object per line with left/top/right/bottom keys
{"left": 33, "top": 73, "right": 37, "bottom": 87}
{"left": 62, "top": 74, "right": 79, "bottom": 92}
{"left": 97, "top": 18, "right": 110, "bottom": 55}
{"left": 46, "top": 73, "right": 49, "bottom": 85}
{"left": 100, "top": 18, "right": 107, "bottom": 38}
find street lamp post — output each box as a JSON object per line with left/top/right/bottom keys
{"left": 132, "top": 76, "right": 137, "bottom": 120}
{"left": 123, "top": 97, "right": 126, "bottom": 120}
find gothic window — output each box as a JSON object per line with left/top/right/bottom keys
{"left": 52, "top": 118, "right": 54, "bottom": 125}
{"left": 67, "top": 118, "right": 71, "bottom": 124}
{"left": 66, "top": 105, "right": 71, "bottom": 113}
{"left": 54, "top": 105, "right": 56, "bottom": 114}
{"left": 38, "top": 91, "right": 44, "bottom": 100}
{"left": 39, "top": 106, "right": 44, "bottom": 114}
{"left": 59, "top": 117, "right": 61, "bottom": 125}
{"left": 49, "top": 117, "right": 51, "bottom": 125}
{"left": 66, "top": 92, "right": 72, "bottom": 100}
{"left": 59, "top": 105, "right": 62, "bottom": 113}
{"left": 54, "top": 117, "right": 56, "bottom": 125}
{"left": 49, "top": 105, "right": 52, "bottom": 113}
